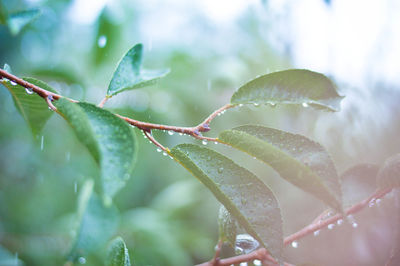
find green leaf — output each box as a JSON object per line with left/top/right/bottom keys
{"left": 0, "top": 245, "right": 24, "bottom": 265}
{"left": 54, "top": 98, "right": 137, "bottom": 199}
{"left": 0, "top": 3, "right": 7, "bottom": 24}
{"left": 218, "top": 205, "right": 237, "bottom": 248}
{"left": 68, "top": 180, "right": 119, "bottom": 262}
{"left": 219, "top": 125, "right": 343, "bottom": 211}
{"left": 231, "top": 69, "right": 343, "bottom": 111}
{"left": 106, "top": 237, "right": 131, "bottom": 266}
{"left": 1, "top": 77, "right": 57, "bottom": 137}
{"left": 170, "top": 144, "right": 283, "bottom": 261}
{"left": 107, "top": 43, "right": 170, "bottom": 97}
{"left": 341, "top": 164, "right": 379, "bottom": 207}
{"left": 377, "top": 154, "right": 400, "bottom": 189}
{"left": 7, "top": 9, "right": 41, "bottom": 35}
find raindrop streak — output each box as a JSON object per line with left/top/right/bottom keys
{"left": 313, "top": 230, "right": 320, "bottom": 236}
{"left": 78, "top": 257, "right": 86, "bottom": 264}
{"left": 97, "top": 35, "right": 107, "bottom": 48}
{"left": 168, "top": 131, "right": 174, "bottom": 135}
{"left": 25, "top": 88, "right": 34, "bottom": 94}
{"left": 202, "top": 140, "right": 208, "bottom": 145}
{"left": 302, "top": 102, "right": 309, "bottom": 107}
{"left": 74, "top": 181, "right": 77, "bottom": 194}
{"left": 207, "top": 79, "right": 211, "bottom": 91}
{"left": 40, "top": 136, "right": 44, "bottom": 151}
{"left": 291, "top": 241, "right": 298, "bottom": 248}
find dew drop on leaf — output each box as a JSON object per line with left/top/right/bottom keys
{"left": 162, "top": 151, "right": 167, "bottom": 156}
{"left": 337, "top": 219, "right": 343, "bottom": 225}
{"left": 97, "top": 35, "right": 107, "bottom": 48}
{"left": 78, "top": 257, "right": 86, "bottom": 264}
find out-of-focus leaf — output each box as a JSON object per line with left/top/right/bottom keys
{"left": 219, "top": 125, "right": 343, "bottom": 211}
{"left": 218, "top": 205, "right": 237, "bottom": 248}
{"left": 231, "top": 69, "right": 343, "bottom": 111}
{"left": 0, "top": 3, "right": 7, "bottom": 24}
{"left": 170, "top": 144, "right": 283, "bottom": 262}
{"left": 341, "top": 164, "right": 379, "bottom": 207}
{"left": 377, "top": 154, "right": 400, "bottom": 189}
{"left": 107, "top": 43, "right": 170, "bottom": 97}
{"left": 55, "top": 98, "right": 137, "bottom": 199}
{"left": 31, "top": 67, "right": 83, "bottom": 85}
{"left": 7, "top": 9, "right": 40, "bottom": 35}
{"left": 106, "top": 237, "right": 131, "bottom": 266}
{"left": 0, "top": 245, "right": 24, "bottom": 265}
{"left": 68, "top": 180, "right": 119, "bottom": 263}
{"left": 1, "top": 77, "right": 57, "bottom": 137}
{"left": 93, "top": 8, "right": 119, "bottom": 65}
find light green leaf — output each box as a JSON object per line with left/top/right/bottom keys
{"left": 107, "top": 43, "right": 170, "bottom": 97}
{"left": 54, "top": 98, "right": 137, "bottom": 199}
{"left": 219, "top": 125, "right": 343, "bottom": 211}
{"left": 377, "top": 154, "right": 400, "bottom": 189}
{"left": 218, "top": 205, "right": 237, "bottom": 248}
{"left": 0, "top": 3, "right": 7, "bottom": 24}
{"left": 231, "top": 69, "right": 343, "bottom": 111}
{"left": 7, "top": 9, "right": 40, "bottom": 35}
{"left": 1, "top": 77, "right": 57, "bottom": 137}
{"left": 106, "top": 237, "right": 131, "bottom": 266}
{"left": 68, "top": 180, "right": 119, "bottom": 263}
{"left": 170, "top": 144, "right": 283, "bottom": 262}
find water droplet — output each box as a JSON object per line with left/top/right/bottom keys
{"left": 270, "top": 102, "right": 276, "bottom": 107}
{"left": 337, "top": 219, "right": 343, "bottom": 225}
{"left": 156, "top": 148, "right": 162, "bottom": 153}
{"left": 162, "top": 152, "right": 167, "bottom": 156}
{"left": 202, "top": 140, "right": 208, "bottom": 145}
{"left": 25, "top": 88, "right": 33, "bottom": 94}
{"left": 328, "top": 224, "right": 334, "bottom": 230}
{"left": 78, "top": 257, "right": 86, "bottom": 264}
{"left": 218, "top": 167, "right": 224, "bottom": 173}
{"left": 302, "top": 102, "right": 309, "bottom": 107}
{"left": 235, "top": 234, "right": 259, "bottom": 254}
{"left": 376, "top": 198, "right": 382, "bottom": 206}
{"left": 179, "top": 133, "right": 183, "bottom": 136}
{"left": 253, "top": 260, "right": 262, "bottom": 266}
{"left": 253, "top": 103, "right": 260, "bottom": 107}
{"left": 369, "top": 199, "right": 375, "bottom": 207}
{"left": 313, "top": 230, "right": 320, "bottom": 236}
{"left": 97, "top": 35, "right": 107, "bottom": 48}
{"left": 10, "top": 80, "right": 17, "bottom": 86}
{"left": 291, "top": 241, "right": 298, "bottom": 248}
{"left": 239, "top": 104, "right": 243, "bottom": 107}
{"left": 217, "top": 113, "right": 221, "bottom": 116}
{"left": 40, "top": 135, "right": 44, "bottom": 151}
{"left": 214, "top": 141, "right": 218, "bottom": 145}
{"left": 74, "top": 181, "right": 77, "bottom": 193}
{"left": 168, "top": 131, "right": 174, "bottom": 135}
{"left": 352, "top": 222, "right": 358, "bottom": 228}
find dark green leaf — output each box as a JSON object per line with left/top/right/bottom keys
{"left": 219, "top": 125, "right": 343, "bottom": 211}
{"left": 170, "top": 144, "right": 283, "bottom": 261}
{"left": 107, "top": 43, "right": 170, "bottom": 97}
{"left": 377, "top": 154, "right": 400, "bottom": 189}
{"left": 1, "top": 77, "right": 57, "bottom": 136}
{"left": 231, "top": 69, "right": 343, "bottom": 111}
{"left": 106, "top": 237, "right": 131, "bottom": 266}
{"left": 218, "top": 205, "right": 237, "bottom": 248}
{"left": 341, "top": 164, "right": 379, "bottom": 207}
{"left": 54, "top": 98, "right": 137, "bottom": 199}
{"left": 68, "top": 180, "right": 119, "bottom": 262}
{"left": 7, "top": 9, "right": 40, "bottom": 35}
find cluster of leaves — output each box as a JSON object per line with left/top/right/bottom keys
{"left": 2, "top": 39, "right": 400, "bottom": 265}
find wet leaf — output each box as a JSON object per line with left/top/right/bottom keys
{"left": 218, "top": 205, "right": 237, "bottom": 248}
{"left": 7, "top": 9, "right": 40, "bottom": 35}
{"left": 1, "top": 77, "right": 57, "bottom": 137}
{"left": 219, "top": 125, "right": 343, "bottom": 211}
{"left": 231, "top": 69, "right": 343, "bottom": 111}
{"left": 170, "top": 144, "right": 283, "bottom": 261}
{"left": 377, "top": 153, "right": 400, "bottom": 189}
{"left": 107, "top": 43, "right": 169, "bottom": 97}
{"left": 55, "top": 98, "right": 137, "bottom": 199}
{"left": 68, "top": 180, "right": 119, "bottom": 263}
{"left": 107, "top": 237, "right": 131, "bottom": 266}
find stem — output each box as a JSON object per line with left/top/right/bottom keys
{"left": 143, "top": 130, "right": 168, "bottom": 152}
{"left": 98, "top": 96, "right": 109, "bottom": 107}
{"left": 197, "top": 188, "right": 393, "bottom": 266}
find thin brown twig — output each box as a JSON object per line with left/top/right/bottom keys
{"left": 98, "top": 96, "right": 109, "bottom": 108}
{"left": 143, "top": 130, "right": 168, "bottom": 152}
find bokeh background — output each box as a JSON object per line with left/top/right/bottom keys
{"left": 1, "top": 0, "right": 400, "bottom": 265}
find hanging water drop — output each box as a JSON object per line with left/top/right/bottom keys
{"left": 291, "top": 241, "right": 298, "bottom": 248}
{"left": 156, "top": 148, "right": 162, "bottom": 153}
{"left": 253, "top": 260, "right": 262, "bottom": 266}
{"left": 97, "top": 35, "right": 107, "bottom": 48}
{"left": 368, "top": 198, "right": 375, "bottom": 207}
{"left": 337, "top": 219, "right": 343, "bottom": 225}
{"left": 214, "top": 141, "right": 218, "bottom": 145}
{"left": 25, "top": 88, "right": 33, "bottom": 94}
{"left": 40, "top": 135, "right": 44, "bottom": 151}
{"left": 253, "top": 103, "right": 260, "bottom": 107}
{"left": 202, "top": 140, "right": 208, "bottom": 145}
{"left": 235, "top": 234, "right": 259, "bottom": 254}
{"left": 328, "top": 224, "right": 334, "bottom": 230}
{"left": 162, "top": 151, "right": 167, "bottom": 156}
{"left": 352, "top": 222, "right": 358, "bottom": 228}
{"left": 313, "top": 230, "right": 320, "bottom": 236}
{"left": 168, "top": 131, "right": 174, "bottom": 135}
{"left": 302, "top": 102, "right": 309, "bottom": 107}
{"left": 78, "top": 257, "right": 86, "bottom": 264}
{"left": 10, "top": 80, "right": 17, "bottom": 86}
{"left": 376, "top": 198, "right": 382, "bottom": 206}
{"left": 270, "top": 102, "right": 276, "bottom": 107}
{"left": 239, "top": 104, "right": 243, "bottom": 107}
